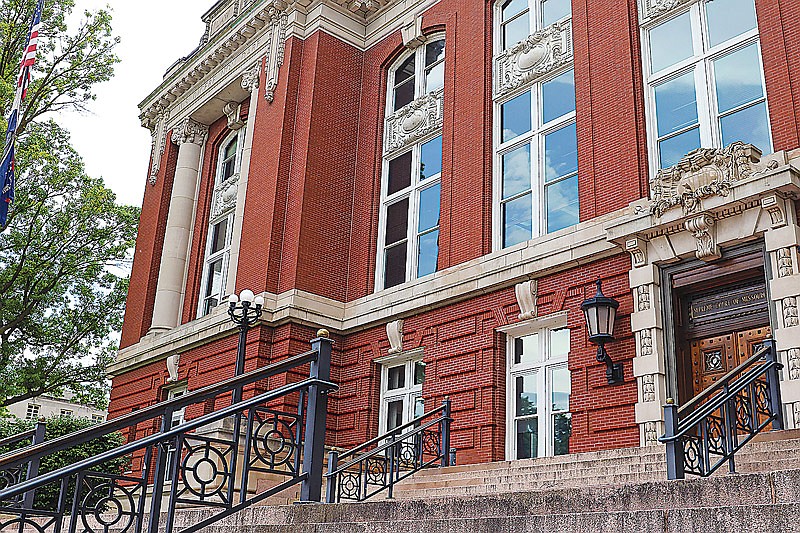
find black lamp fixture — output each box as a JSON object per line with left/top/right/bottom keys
{"left": 581, "top": 279, "right": 624, "bottom": 385}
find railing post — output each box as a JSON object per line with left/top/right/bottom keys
{"left": 722, "top": 384, "right": 737, "bottom": 474}
{"left": 147, "top": 408, "right": 173, "bottom": 533}
{"left": 764, "top": 338, "right": 785, "bottom": 431}
{"left": 387, "top": 435, "right": 396, "bottom": 500}
{"left": 663, "top": 399, "right": 685, "bottom": 480}
{"left": 300, "top": 330, "right": 333, "bottom": 503}
{"left": 22, "top": 420, "right": 46, "bottom": 509}
{"left": 325, "top": 451, "right": 338, "bottom": 504}
{"left": 441, "top": 397, "right": 452, "bottom": 467}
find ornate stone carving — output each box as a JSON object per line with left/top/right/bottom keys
{"left": 387, "top": 320, "right": 404, "bottom": 355}
{"left": 347, "top": 0, "right": 381, "bottom": 13}
{"left": 384, "top": 90, "right": 444, "bottom": 156}
{"left": 761, "top": 195, "right": 787, "bottom": 229}
{"left": 642, "top": 375, "right": 656, "bottom": 402}
{"left": 515, "top": 280, "right": 538, "bottom": 321}
{"left": 637, "top": 285, "right": 651, "bottom": 312}
{"left": 777, "top": 248, "right": 795, "bottom": 278}
{"left": 626, "top": 238, "right": 647, "bottom": 268}
{"left": 147, "top": 109, "right": 169, "bottom": 185}
{"left": 638, "top": 0, "right": 693, "bottom": 21}
{"left": 638, "top": 329, "right": 653, "bottom": 357}
{"left": 264, "top": 1, "right": 288, "bottom": 103}
{"left": 172, "top": 118, "right": 209, "bottom": 146}
{"left": 241, "top": 62, "right": 261, "bottom": 93}
{"left": 788, "top": 349, "right": 800, "bottom": 380}
{"left": 684, "top": 214, "right": 721, "bottom": 262}
{"left": 783, "top": 297, "right": 799, "bottom": 328}
{"left": 224, "top": 102, "right": 245, "bottom": 130}
{"left": 649, "top": 142, "right": 762, "bottom": 218}
{"left": 493, "top": 19, "right": 572, "bottom": 100}
{"left": 644, "top": 421, "right": 659, "bottom": 446}
{"left": 210, "top": 174, "right": 239, "bottom": 221}
{"left": 166, "top": 353, "right": 180, "bottom": 382}
{"left": 794, "top": 402, "right": 800, "bottom": 428}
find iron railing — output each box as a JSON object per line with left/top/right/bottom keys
{"left": 0, "top": 421, "right": 46, "bottom": 509}
{"left": 660, "top": 339, "right": 784, "bottom": 479}
{"left": 0, "top": 335, "right": 336, "bottom": 533}
{"left": 324, "top": 398, "right": 452, "bottom": 503}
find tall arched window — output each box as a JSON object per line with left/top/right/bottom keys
{"left": 377, "top": 37, "right": 445, "bottom": 290}
{"left": 198, "top": 131, "right": 243, "bottom": 316}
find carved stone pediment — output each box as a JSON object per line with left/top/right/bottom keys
{"left": 649, "top": 142, "right": 773, "bottom": 218}
{"left": 493, "top": 19, "right": 572, "bottom": 101}
{"left": 384, "top": 89, "right": 444, "bottom": 157}
{"left": 210, "top": 174, "right": 239, "bottom": 221}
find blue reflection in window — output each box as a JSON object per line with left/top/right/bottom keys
{"left": 418, "top": 184, "right": 441, "bottom": 232}
{"left": 655, "top": 72, "right": 698, "bottom": 137}
{"left": 658, "top": 127, "right": 700, "bottom": 168}
{"left": 502, "top": 92, "right": 532, "bottom": 143}
{"left": 649, "top": 12, "right": 693, "bottom": 73}
{"left": 503, "top": 193, "right": 532, "bottom": 247}
{"left": 542, "top": 69, "right": 575, "bottom": 123}
{"left": 420, "top": 136, "right": 443, "bottom": 180}
{"left": 417, "top": 229, "right": 439, "bottom": 278}
{"left": 706, "top": 0, "right": 757, "bottom": 48}
{"left": 714, "top": 44, "right": 764, "bottom": 114}
{"left": 721, "top": 102, "right": 771, "bottom": 153}
{"left": 544, "top": 123, "right": 578, "bottom": 182}
{"left": 542, "top": 0, "right": 571, "bottom": 26}
{"left": 546, "top": 174, "right": 579, "bottom": 233}
{"left": 503, "top": 144, "right": 531, "bottom": 199}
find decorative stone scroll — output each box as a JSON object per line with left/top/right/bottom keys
{"left": 684, "top": 213, "right": 721, "bottom": 262}
{"left": 493, "top": 19, "right": 572, "bottom": 101}
{"left": 626, "top": 238, "right": 648, "bottom": 268}
{"left": 166, "top": 353, "right": 180, "bottom": 382}
{"left": 387, "top": 320, "right": 404, "bottom": 355}
{"left": 649, "top": 142, "right": 763, "bottom": 218}
{"left": 172, "top": 118, "right": 209, "bottom": 146}
{"left": 241, "top": 62, "right": 261, "bottom": 93}
{"left": 515, "top": 280, "right": 538, "bottom": 321}
{"left": 761, "top": 195, "right": 787, "bottom": 229}
{"left": 264, "top": 0, "right": 288, "bottom": 103}
{"left": 147, "top": 109, "right": 169, "bottom": 186}
{"left": 223, "top": 102, "right": 245, "bottom": 130}
{"left": 384, "top": 89, "right": 444, "bottom": 156}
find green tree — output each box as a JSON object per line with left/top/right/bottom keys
{"left": 0, "top": 0, "right": 137, "bottom": 408}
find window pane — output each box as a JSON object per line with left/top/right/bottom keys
{"left": 502, "top": 0, "right": 527, "bottom": 21}
{"left": 550, "top": 328, "right": 570, "bottom": 357}
{"left": 387, "top": 399, "right": 404, "bottom": 431}
{"left": 502, "top": 92, "right": 532, "bottom": 143}
{"left": 210, "top": 219, "right": 229, "bottom": 254}
{"left": 714, "top": 44, "right": 764, "bottom": 114}
{"left": 516, "top": 418, "right": 538, "bottom": 459}
{"left": 205, "top": 258, "right": 224, "bottom": 298}
{"left": 648, "top": 12, "right": 693, "bottom": 73}
{"left": 502, "top": 144, "right": 531, "bottom": 199}
{"left": 388, "top": 366, "right": 406, "bottom": 390}
{"left": 414, "top": 362, "right": 426, "bottom": 385}
{"left": 413, "top": 396, "right": 425, "bottom": 419}
{"left": 553, "top": 413, "right": 571, "bottom": 456}
{"left": 418, "top": 184, "right": 441, "bottom": 232}
{"left": 425, "top": 40, "right": 445, "bottom": 67}
{"left": 516, "top": 374, "right": 538, "bottom": 416}
{"left": 385, "top": 199, "right": 409, "bottom": 245}
{"left": 658, "top": 127, "right": 700, "bottom": 168}
{"left": 395, "top": 55, "right": 415, "bottom": 84}
{"left": 542, "top": 69, "right": 575, "bottom": 123}
{"left": 546, "top": 174, "right": 579, "bottom": 233}
{"left": 388, "top": 152, "right": 412, "bottom": 195}
{"left": 514, "top": 333, "right": 541, "bottom": 365}
{"left": 417, "top": 229, "right": 439, "bottom": 278}
{"left": 544, "top": 123, "right": 578, "bottom": 182}
{"left": 394, "top": 78, "right": 415, "bottom": 111}
{"left": 425, "top": 62, "right": 444, "bottom": 93}
{"left": 720, "top": 101, "right": 771, "bottom": 153}
{"left": 655, "top": 71, "right": 698, "bottom": 137}
{"left": 503, "top": 15, "right": 530, "bottom": 50}
{"left": 384, "top": 244, "right": 407, "bottom": 289}
{"left": 551, "top": 367, "right": 571, "bottom": 411}
{"left": 542, "top": 0, "right": 571, "bottom": 27}
{"left": 707, "top": 0, "right": 757, "bottom": 48}
{"left": 420, "top": 136, "right": 443, "bottom": 180}
{"left": 503, "top": 193, "right": 533, "bottom": 247}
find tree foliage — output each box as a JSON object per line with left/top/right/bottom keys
{"left": 0, "top": 0, "right": 138, "bottom": 408}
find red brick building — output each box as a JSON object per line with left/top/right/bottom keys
{"left": 111, "top": 0, "right": 800, "bottom": 466}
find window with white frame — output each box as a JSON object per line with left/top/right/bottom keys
{"left": 164, "top": 385, "right": 187, "bottom": 482}
{"left": 643, "top": 0, "right": 770, "bottom": 170}
{"left": 378, "top": 38, "right": 445, "bottom": 290}
{"left": 25, "top": 403, "right": 40, "bottom": 421}
{"left": 91, "top": 414, "right": 104, "bottom": 423}
{"left": 495, "top": 68, "right": 579, "bottom": 249}
{"left": 379, "top": 356, "right": 426, "bottom": 435}
{"left": 198, "top": 132, "right": 242, "bottom": 316}
{"left": 60, "top": 409, "right": 73, "bottom": 417}
{"left": 507, "top": 327, "right": 571, "bottom": 459}
{"left": 499, "top": 0, "right": 571, "bottom": 51}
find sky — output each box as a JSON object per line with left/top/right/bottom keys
{"left": 58, "top": 1, "right": 210, "bottom": 207}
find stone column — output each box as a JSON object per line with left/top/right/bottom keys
{"left": 762, "top": 195, "right": 800, "bottom": 428}
{"left": 150, "top": 118, "right": 209, "bottom": 332}
{"left": 224, "top": 63, "right": 261, "bottom": 298}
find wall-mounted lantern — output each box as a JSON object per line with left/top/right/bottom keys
{"left": 581, "top": 280, "right": 624, "bottom": 385}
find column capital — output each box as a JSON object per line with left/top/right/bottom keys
{"left": 241, "top": 63, "right": 261, "bottom": 94}
{"left": 171, "top": 118, "right": 209, "bottom": 146}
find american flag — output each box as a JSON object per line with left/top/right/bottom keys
{"left": 0, "top": 0, "right": 44, "bottom": 228}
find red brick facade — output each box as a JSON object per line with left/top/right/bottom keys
{"left": 114, "top": 0, "right": 800, "bottom": 464}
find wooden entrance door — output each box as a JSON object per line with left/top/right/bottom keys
{"left": 690, "top": 326, "right": 771, "bottom": 397}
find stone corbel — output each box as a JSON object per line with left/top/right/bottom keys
{"left": 223, "top": 102, "right": 245, "bottom": 130}
{"left": 147, "top": 109, "right": 169, "bottom": 186}
{"left": 761, "top": 194, "right": 788, "bottom": 229}
{"left": 171, "top": 117, "right": 209, "bottom": 146}
{"left": 241, "top": 62, "right": 261, "bottom": 94}
{"left": 684, "top": 214, "right": 721, "bottom": 262}
{"left": 515, "top": 280, "right": 538, "bottom": 321}
{"left": 264, "top": 1, "right": 288, "bottom": 103}
{"left": 401, "top": 14, "right": 426, "bottom": 49}
{"left": 166, "top": 353, "right": 180, "bottom": 382}
{"left": 387, "top": 320, "right": 404, "bottom": 355}
{"left": 626, "top": 237, "right": 648, "bottom": 268}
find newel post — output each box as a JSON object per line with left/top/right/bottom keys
{"left": 763, "top": 338, "right": 785, "bottom": 431}
{"left": 663, "top": 399, "right": 685, "bottom": 480}
{"left": 300, "top": 330, "right": 333, "bottom": 503}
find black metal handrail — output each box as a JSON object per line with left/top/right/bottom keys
{"left": 0, "top": 421, "right": 46, "bottom": 510}
{"left": 660, "top": 339, "right": 784, "bottom": 479}
{"left": 0, "top": 335, "right": 336, "bottom": 533}
{"left": 324, "top": 398, "right": 452, "bottom": 503}
{"left": 0, "top": 428, "right": 36, "bottom": 450}
{"left": 0, "top": 349, "right": 317, "bottom": 472}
